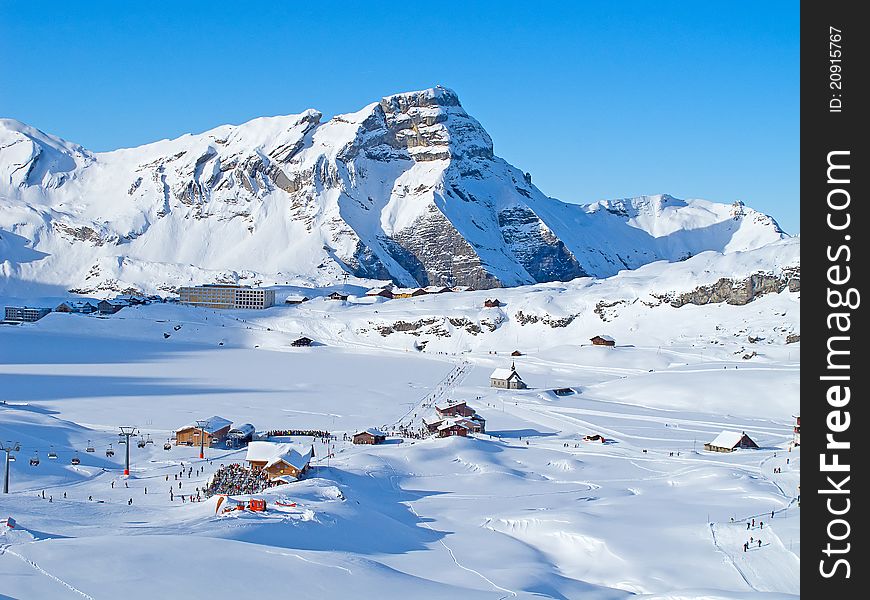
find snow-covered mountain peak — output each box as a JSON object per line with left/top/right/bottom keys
{"left": 0, "top": 89, "right": 791, "bottom": 296}
{"left": 0, "top": 118, "right": 94, "bottom": 189}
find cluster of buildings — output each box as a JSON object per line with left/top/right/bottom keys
{"left": 174, "top": 417, "right": 313, "bottom": 482}
{"left": 364, "top": 284, "right": 473, "bottom": 300}
{"left": 3, "top": 294, "right": 158, "bottom": 323}
{"left": 423, "top": 400, "right": 486, "bottom": 438}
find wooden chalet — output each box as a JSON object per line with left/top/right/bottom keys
{"left": 484, "top": 298, "right": 502, "bottom": 308}
{"left": 436, "top": 419, "right": 471, "bottom": 438}
{"left": 451, "top": 285, "right": 473, "bottom": 292}
{"left": 511, "top": 350, "right": 523, "bottom": 356}
{"left": 55, "top": 300, "right": 97, "bottom": 314}
{"left": 704, "top": 431, "right": 759, "bottom": 453}
{"left": 245, "top": 441, "right": 314, "bottom": 481}
{"left": 590, "top": 335, "right": 616, "bottom": 347}
{"left": 291, "top": 336, "right": 314, "bottom": 347}
{"left": 175, "top": 416, "right": 232, "bottom": 447}
{"left": 392, "top": 287, "right": 427, "bottom": 299}
{"left": 365, "top": 287, "right": 394, "bottom": 299}
{"left": 435, "top": 400, "right": 475, "bottom": 418}
{"left": 490, "top": 362, "right": 527, "bottom": 389}
{"left": 96, "top": 299, "right": 129, "bottom": 314}
{"left": 430, "top": 401, "right": 485, "bottom": 434}
{"left": 583, "top": 434, "right": 606, "bottom": 442}
{"left": 352, "top": 428, "right": 387, "bottom": 445}
{"left": 422, "top": 285, "right": 452, "bottom": 294}
{"left": 284, "top": 295, "right": 309, "bottom": 305}
{"left": 327, "top": 292, "right": 349, "bottom": 301}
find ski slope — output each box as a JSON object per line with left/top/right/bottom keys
{"left": 0, "top": 270, "right": 799, "bottom": 598}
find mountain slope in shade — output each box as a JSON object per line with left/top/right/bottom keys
{"left": 0, "top": 87, "right": 786, "bottom": 296}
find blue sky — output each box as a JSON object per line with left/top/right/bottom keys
{"left": 0, "top": 1, "right": 799, "bottom": 232}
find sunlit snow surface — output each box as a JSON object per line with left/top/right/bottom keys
{"left": 0, "top": 254, "right": 799, "bottom": 599}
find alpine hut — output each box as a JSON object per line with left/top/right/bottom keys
{"left": 704, "top": 431, "right": 759, "bottom": 453}
{"left": 352, "top": 428, "right": 387, "bottom": 445}
{"left": 245, "top": 441, "right": 314, "bottom": 481}
{"left": 175, "top": 416, "right": 232, "bottom": 447}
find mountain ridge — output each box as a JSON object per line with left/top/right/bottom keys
{"left": 1, "top": 86, "right": 788, "bottom": 296}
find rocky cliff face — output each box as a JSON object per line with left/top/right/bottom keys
{"left": 0, "top": 88, "right": 789, "bottom": 296}
{"left": 654, "top": 267, "right": 800, "bottom": 308}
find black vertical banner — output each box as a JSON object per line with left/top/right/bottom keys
{"left": 802, "top": 1, "right": 867, "bottom": 596}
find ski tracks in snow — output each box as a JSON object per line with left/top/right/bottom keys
{"left": 375, "top": 456, "right": 517, "bottom": 599}
{"left": 0, "top": 543, "right": 95, "bottom": 599}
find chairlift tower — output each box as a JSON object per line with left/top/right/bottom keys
{"left": 196, "top": 420, "right": 209, "bottom": 459}
{"left": 119, "top": 426, "right": 139, "bottom": 476}
{"left": 1, "top": 441, "right": 21, "bottom": 494}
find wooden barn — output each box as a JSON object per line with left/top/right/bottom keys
{"left": 245, "top": 441, "right": 314, "bottom": 481}
{"left": 175, "top": 416, "right": 232, "bottom": 447}
{"left": 704, "top": 431, "right": 759, "bottom": 453}
{"left": 327, "top": 292, "right": 349, "bottom": 301}
{"left": 511, "top": 350, "right": 523, "bottom": 356}
{"left": 590, "top": 335, "right": 616, "bottom": 347}
{"left": 352, "top": 428, "right": 387, "bottom": 445}
{"left": 284, "top": 295, "right": 309, "bottom": 305}
{"left": 484, "top": 298, "right": 502, "bottom": 308}
{"left": 291, "top": 336, "right": 314, "bottom": 347}
{"left": 490, "top": 363, "right": 527, "bottom": 389}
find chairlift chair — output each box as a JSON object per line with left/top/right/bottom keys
{"left": 48, "top": 446, "right": 57, "bottom": 460}
{"left": 71, "top": 452, "right": 81, "bottom": 465}
{"left": 86, "top": 440, "right": 95, "bottom": 452}
{"left": 106, "top": 444, "right": 115, "bottom": 457}
{"left": 30, "top": 451, "right": 39, "bottom": 466}
{"left": 118, "top": 435, "right": 126, "bottom": 445}
{"left": 146, "top": 434, "right": 154, "bottom": 445}
{"left": 163, "top": 440, "right": 172, "bottom": 451}
{"left": 137, "top": 438, "right": 146, "bottom": 448}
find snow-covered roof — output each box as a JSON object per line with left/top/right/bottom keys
{"left": 355, "top": 428, "right": 387, "bottom": 437}
{"left": 228, "top": 423, "right": 256, "bottom": 436}
{"left": 103, "top": 299, "right": 130, "bottom": 306}
{"left": 268, "top": 446, "right": 313, "bottom": 471}
{"left": 593, "top": 335, "right": 615, "bottom": 342}
{"left": 176, "top": 415, "right": 232, "bottom": 434}
{"left": 437, "top": 418, "right": 472, "bottom": 431}
{"left": 435, "top": 400, "right": 466, "bottom": 411}
{"left": 392, "top": 287, "right": 420, "bottom": 295}
{"left": 57, "top": 300, "right": 95, "bottom": 309}
{"left": 284, "top": 295, "right": 309, "bottom": 302}
{"left": 423, "top": 286, "right": 450, "bottom": 293}
{"left": 451, "top": 285, "right": 471, "bottom": 292}
{"left": 707, "top": 430, "right": 747, "bottom": 449}
{"left": 246, "top": 441, "right": 313, "bottom": 471}
{"left": 490, "top": 368, "right": 521, "bottom": 380}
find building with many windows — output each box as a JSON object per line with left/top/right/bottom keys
{"left": 4, "top": 306, "right": 52, "bottom": 322}
{"left": 178, "top": 284, "right": 276, "bottom": 309}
